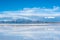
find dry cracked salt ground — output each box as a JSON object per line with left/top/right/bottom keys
{"left": 0, "top": 24, "right": 60, "bottom": 40}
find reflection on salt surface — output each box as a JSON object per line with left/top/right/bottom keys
{"left": 0, "top": 23, "right": 60, "bottom": 40}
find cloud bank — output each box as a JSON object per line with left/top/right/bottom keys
{"left": 0, "top": 6, "right": 60, "bottom": 21}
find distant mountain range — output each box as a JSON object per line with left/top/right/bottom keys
{"left": 0, "top": 16, "right": 60, "bottom": 24}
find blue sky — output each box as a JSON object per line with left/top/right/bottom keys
{"left": 0, "top": 0, "right": 60, "bottom": 11}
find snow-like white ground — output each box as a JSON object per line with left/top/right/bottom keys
{"left": 0, "top": 23, "right": 60, "bottom": 40}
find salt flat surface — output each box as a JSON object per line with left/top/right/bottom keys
{"left": 0, "top": 23, "right": 60, "bottom": 40}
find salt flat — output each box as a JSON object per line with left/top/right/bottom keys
{"left": 0, "top": 23, "right": 60, "bottom": 40}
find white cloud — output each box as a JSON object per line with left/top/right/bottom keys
{"left": 0, "top": 6, "right": 60, "bottom": 21}
{"left": 44, "top": 16, "right": 55, "bottom": 19}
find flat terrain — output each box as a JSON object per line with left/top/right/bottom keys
{"left": 0, "top": 23, "right": 60, "bottom": 40}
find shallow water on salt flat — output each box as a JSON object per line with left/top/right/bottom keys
{"left": 0, "top": 23, "right": 60, "bottom": 40}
